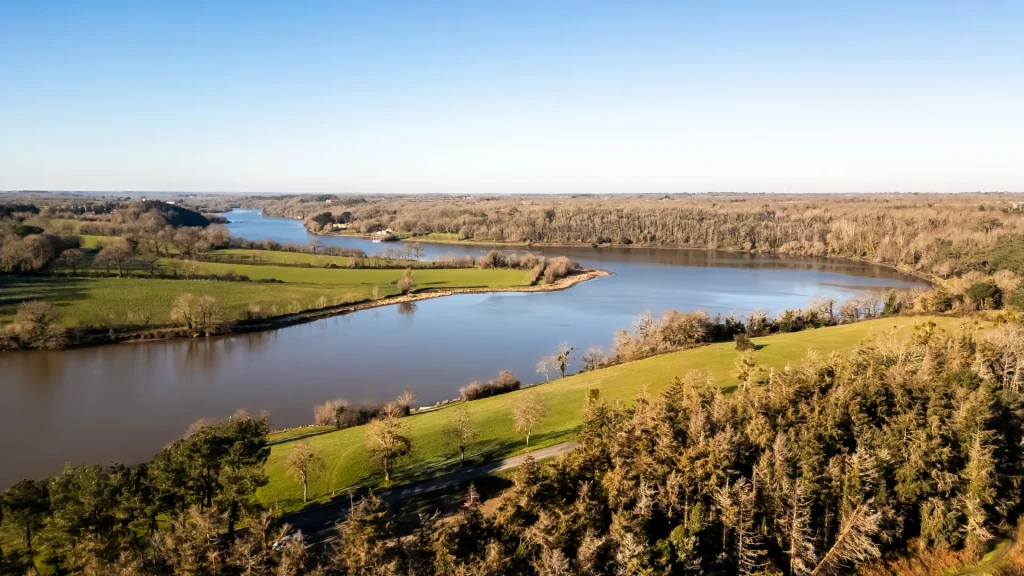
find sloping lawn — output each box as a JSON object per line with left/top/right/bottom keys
{"left": 258, "top": 315, "right": 961, "bottom": 512}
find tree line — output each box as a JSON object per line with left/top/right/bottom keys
{"left": 235, "top": 193, "right": 1024, "bottom": 280}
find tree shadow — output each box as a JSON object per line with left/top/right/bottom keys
{"left": 0, "top": 276, "right": 90, "bottom": 315}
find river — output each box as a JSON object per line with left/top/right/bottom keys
{"left": 0, "top": 209, "right": 926, "bottom": 488}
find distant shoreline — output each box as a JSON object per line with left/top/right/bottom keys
{"left": 301, "top": 227, "right": 936, "bottom": 286}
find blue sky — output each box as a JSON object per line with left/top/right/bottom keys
{"left": 1, "top": 1, "right": 1022, "bottom": 193}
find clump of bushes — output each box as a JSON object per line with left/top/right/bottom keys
{"left": 460, "top": 370, "right": 521, "bottom": 401}
{"left": 0, "top": 301, "right": 70, "bottom": 350}
{"left": 474, "top": 250, "right": 579, "bottom": 284}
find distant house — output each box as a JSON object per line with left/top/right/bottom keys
{"left": 331, "top": 223, "right": 348, "bottom": 230}
{"left": 375, "top": 228, "right": 394, "bottom": 236}
{"left": 325, "top": 199, "right": 333, "bottom": 204}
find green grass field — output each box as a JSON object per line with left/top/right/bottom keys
{"left": 0, "top": 276, "right": 384, "bottom": 327}
{"left": 210, "top": 248, "right": 356, "bottom": 267}
{"left": 155, "top": 259, "right": 532, "bottom": 287}
{"left": 257, "top": 315, "right": 961, "bottom": 512}
{"left": 1, "top": 248, "right": 534, "bottom": 328}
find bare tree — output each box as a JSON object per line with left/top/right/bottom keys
{"left": 581, "top": 346, "right": 606, "bottom": 371}
{"left": 171, "top": 293, "right": 222, "bottom": 335}
{"left": 55, "top": 248, "right": 84, "bottom": 275}
{"left": 366, "top": 403, "right": 412, "bottom": 484}
{"left": 536, "top": 355, "right": 555, "bottom": 382}
{"left": 95, "top": 240, "right": 134, "bottom": 276}
{"left": 811, "top": 500, "right": 881, "bottom": 576}
{"left": 513, "top": 392, "right": 547, "bottom": 446}
{"left": 396, "top": 389, "right": 417, "bottom": 415}
{"left": 286, "top": 442, "right": 325, "bottom": 503}
{"left": 444, "top": 404, "right": 477, "bottom": 465}
{"left": 554, "top": 342, "right": 574, "bottom": 378}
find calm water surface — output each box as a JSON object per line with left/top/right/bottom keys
{"left": 0, "top": 210, "right": 926, "bottom": 487}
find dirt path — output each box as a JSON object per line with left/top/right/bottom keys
{"left": 284, "top": 441, "right": 578, "bottom": 546}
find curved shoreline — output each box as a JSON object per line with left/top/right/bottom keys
{"left": 63, "top": 269, "right": 611, "bottom": 350}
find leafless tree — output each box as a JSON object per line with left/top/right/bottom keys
{"left": 536, "top": 355, "right": 555, "bottom": 382}
{"left": 95, "top": 240, "right": 134, "bottom": 276}
{"left": 171, "top": 293, "right": 222, "bottom": 335}
{"left": 286, "top": 442, "right": 325, "bottom": 503}
{"left": 396, "top": 389, "right": 416, "bottom": 415}
{"left": 581, "top": 346, "right": 606, "bottom": 371}
{"left": 366, "top": 403, "right": 412, "bottom": 484}
{"left": 513, "top": 392, "right": 547, "bottom": 446}
{"left": 811, "top": 500, "right": 881, "bottom": 576}
{"left": 55, "top": 248, "right": 84, "bottom": 275}
{"left": 444, "top": 404, "right": 477, "bottom": 465}
{"left": 554, "top": 342, "right": 574, "bottom": 378}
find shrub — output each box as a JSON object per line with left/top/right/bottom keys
{"left": 734, "top": 333, "right": 755, "bottom": 351}
{"left": 4, "top": 301, "right": 69, "bottom": 350}
{"left": 541, "top": 256, "right": 576, "bottom": 283}
{"left": 965, "top": 281, "right": 1002, "bottom": 310}
{"left": 460, "top": 370, "right": 521, "bottom": 401}
{"left": 397, "top": 268, "right": 416, "bottom": 294}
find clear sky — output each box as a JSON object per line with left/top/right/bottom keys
{"left": 1, "top": 1, "right": 1022, "bottom": 194}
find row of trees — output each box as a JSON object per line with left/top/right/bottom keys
{"left": 244, "top": 193, "right": 1024, "bottom": 280}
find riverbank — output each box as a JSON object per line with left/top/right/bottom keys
{"left": 8, "top": 268, "right": 609, "bottom": 351}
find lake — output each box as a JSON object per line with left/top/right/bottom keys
{"left": 0, "top": 209, "right": 926, "bottom": 488}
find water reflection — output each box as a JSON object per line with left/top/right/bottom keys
{"left": 398, "top": 301, "right": 417, "bottom": 316}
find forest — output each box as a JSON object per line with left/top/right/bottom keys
{"left": 223, "top": 193, "right": 1024, "bottom": 280}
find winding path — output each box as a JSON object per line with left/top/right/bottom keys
{"left": 283, "top": 441, "right": 578, "bottom": 546}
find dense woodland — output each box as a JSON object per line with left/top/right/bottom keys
{"left": 228, "top": 193, "right": 1024, "bottom": 280}
{"left": 3, "top": 323, "right": 1024, "bottom": 575}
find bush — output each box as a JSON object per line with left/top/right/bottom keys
{"left": 541, "top": 256, "right": 577, "bottom": 283}
{"left": 965, "top": 281, "right": 1002, "bottom": 310}
{"left": 3, "top": 301, "right": 69, "bottom": 350}
{"left": 734, "top": 333, "right": 755, "bottom": 351}
{"left": 397, "top": 268, "right": 416, "bottom": 294}
{"left": 460, "top": 370, "right": 521, "bottom": 401}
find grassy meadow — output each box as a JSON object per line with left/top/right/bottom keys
{"left": 258, "top": 315, "right": 961, "bottom": 512}
{"left": 0, "top": 246, "right": 534, "bottom": 328}
{"left": 155, "top": 258, "right": 533, "bottom": 287}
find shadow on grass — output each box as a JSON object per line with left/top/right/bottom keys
{"left": 268, "top": 427, "right": 335, "bottom": 446}
{"left": 0, "top": 275, "right": 90, "bottom": 315}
